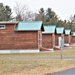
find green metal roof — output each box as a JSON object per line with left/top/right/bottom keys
{"left": 56, "top": 27, "right": 64, "bottom": 34}
{"left": 42, "top": 25, "right": 56, "bottom": 34}
{"left": 72, "top": 32, "right": 75, "bottom": 36}
{"left": 15, "top": 21, "right": 44, "bottom": 31}
{"left": 65, "top": 29, "right": 71, "bottom": 35}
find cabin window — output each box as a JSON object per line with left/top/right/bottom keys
{"left": 0, "top": 25, "right": 5, "bottom": 29}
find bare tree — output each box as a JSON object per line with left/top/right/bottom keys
{"left": 23, "top": 11, "right": 35, "bottom": 21}
{"left": 14, "top": 2, "right": 34, "bottom": 21}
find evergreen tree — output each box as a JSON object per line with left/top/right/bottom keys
{"left": 0, "top": 3, "right": 12, "bottom": 21}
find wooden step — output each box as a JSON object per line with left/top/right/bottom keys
{"left": 40, "top": 47, "right": 51, "bottom": 51}
{"left": 54, "top": 46, "right": 60, "bottom": 50}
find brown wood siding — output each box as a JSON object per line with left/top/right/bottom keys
{"left": 55, "top": 34, "right": 61, "bottom": 46}
{"left": 69, "top": 35, "right": 71, "bottom": 44}
{"left": 64, "top": 35, "right": 69, "bottom": 43}
{"left": 42, "top": 34, "right": 53, "bottom": 48}
{"left": 53, "top": 34, "right": 55, "bottom": 47}
{"left": 0, "top": 24, "right": 39, "bottom": 50}
{"left": 64, "top": 35, "right": 71, "bottom": 44}
{"left": 0, "top": 24, "right": 15, "bottom": 49}
{"left": 14, "top": 31, "right": 38, "bottom": 49}
{"left": 71, "top": 36, "right": 75, "bottom": 43}
{"left": 55, "top": 34, "right": 64, "bottom": 46}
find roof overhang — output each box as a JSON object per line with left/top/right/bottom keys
{"left": 15, "top": 30, "right": 40, "bottom": 31}
{"left": 0, "top": 21, "right": 18, "bottom": 25}
{"left": 42, "top": 32, "right": 54, "bottom": 34}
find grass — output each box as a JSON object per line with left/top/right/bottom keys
{"left": 0, "top": 46, "right": 75, "bottom": 75}
{"left": 0, "top": 48, "right": 75, "bottom": 58}
{"left": 0, "top": 60, "right": 75, "bottom": 75}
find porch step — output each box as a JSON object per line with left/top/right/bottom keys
{"left": 54, "top": 46, "right": 60, "bottom": 50}
{"left": 64, "top": 43, "right": 70, "bottom": 47}
{"left": 40, "top": 47, "right": 52, "bottom": 51}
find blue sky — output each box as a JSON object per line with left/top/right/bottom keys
{"left": 0, "top": 0, "right": 75, "bottom": 20}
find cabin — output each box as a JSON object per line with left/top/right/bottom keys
{"left": 54, "top": 27, "right": 64, "bottom": 50}
{"left": 0, "top": 21, "right": 17, "bottom": 53}
{"left": 64, "top": 29, "right": 71, "bottom": 47}
{"left": 42, "top": 25, "right": 56, "bottom": 51}
{"left": 71, "top": 32, "right": 75, "bottom": 44}
{"left": 0, "top": 21, "right": 44, "bottom": 53}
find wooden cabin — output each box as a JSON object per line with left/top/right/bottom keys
{"left": 42, "top": 25, "right": 56, "bottom": 51}
{"left": 71, "top": 32, "right": 75, "bottom": 44}
{"left": 54, "top": 27, "right": 64, "bottom": 50}
{"left": 0, "top": 21, "right": 44, "bottom": 53}
{"left": 0, "top": 21, "right": 17, "bottom": 53}
{"left": 64, "top": 29, "right": 71, "bottom": 47}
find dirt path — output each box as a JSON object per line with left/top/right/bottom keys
{"left": 0, "top": 56, "right": 75, "bottom": 61}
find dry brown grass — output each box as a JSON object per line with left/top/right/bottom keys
{"left": 0, "top": 60, "right": 75, "bottom": 75}
{"left": 0, "top": 46, "right": 75, "bottom": 75}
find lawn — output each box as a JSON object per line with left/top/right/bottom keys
{"left": 0, "top": 59, "right": 75, "bottom": 75}
{"left": 0, "top": 46, "right": 75, "bottom": 75}
{"left": 0, "top": 47, "right": 75, "bottom": 58}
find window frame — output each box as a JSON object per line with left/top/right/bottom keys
{"left": 0, "top": 25, "right": 6, "bottom": 29}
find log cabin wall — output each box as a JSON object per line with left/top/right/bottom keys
{"left": 69, "top": 35, "right": 71, "bottom": 44}
{"left": 14, "top": 31, "right": 38, "bottom": 49}
{"left": 71, "top": 36, "right": 75, "bottom": 44}
{"left": 42, "top": 34, "right": 53, "bottom": 48}
{"left": 64, "top": 35, "right": 69, "bottom": 43}
{"left": 55, "top": 34, "right": 60, "bottom": 46}
{"left": 64, "top": 35, "right": 71, "bottom": 44}
{"left": 0, "top": 24, "right": 39, "bottom": 50}
{"left": 0, "top": 24, "right": 16, "bottom": 50}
